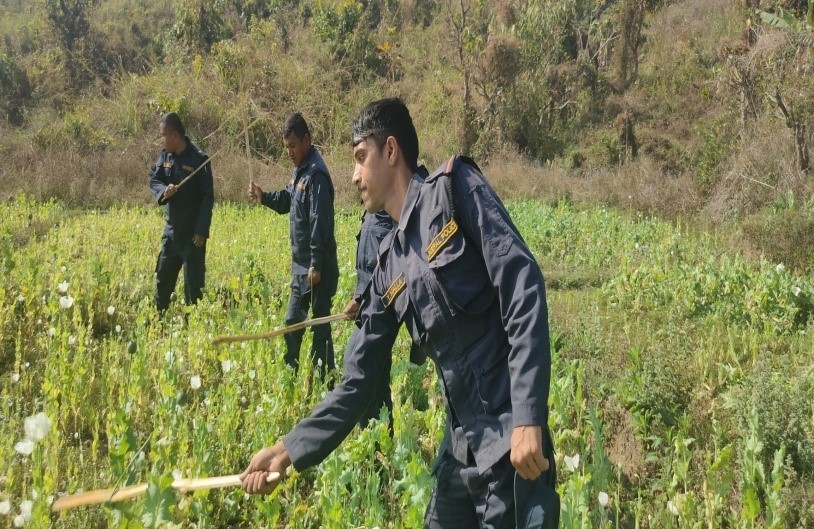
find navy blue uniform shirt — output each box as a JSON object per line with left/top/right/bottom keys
{"left": 354, "top": 211, "right": 394, "bottom": 301}
{"left": 260, "top": 147, "right": 338, "bottom": 275}
{"left": 149, "top": 139, "right": 214, "bottom": 238}
{"left": 283, "top": 158, "right": 551, "bottom": 474}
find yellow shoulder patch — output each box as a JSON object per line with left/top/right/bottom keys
{"left": 381, "top": 273, "right": 406, "bottom": 309}
{"left": 163, "top": 162, "right": 172, "bottom": 169}
{"left": 296, "top": 182, "right": 308, "bottom": 191}
{"left": 426, "top": 219, "right": 459, "bottom": 261}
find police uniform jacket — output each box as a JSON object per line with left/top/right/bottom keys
{"left": 261, "top": 147, "right": 338, "bottom": 276}
{"left": 149, "top": 139, "right": 214, "bottom": 238}
{"left": 354, "top": 211, "right": 394, "bottom": 301}
{"left": 283, "top": 158, "right": 551, "bottom": 474}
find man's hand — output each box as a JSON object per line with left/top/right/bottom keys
{"left": 192, "top": 234, "right": 206, "bottom": 248}
{"left": 308, "top": 267, "right": 321, "bottom": 287}
{"left": 249, "top": 180, "right": 263, "bottom": 204}
{"left": 510, "top": 425, "right": 549, "bottom": 480}
{"left": 343, "top": 299, "right": 361, "bottom": 320}
{"left": 162, "top": 184, "right": 178, "bottom": 201}
{"left": 240, "top": 442, "right": 291, "bottom": 495}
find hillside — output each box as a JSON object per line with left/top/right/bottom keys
{"left": 1, "top": 1, "right": 813, "bottom": 270}
{"left": 0, "top": 2, "right": 812, "bottom": 243}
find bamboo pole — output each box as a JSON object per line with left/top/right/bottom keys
{"left": 212, "top": 313, "right": 349, "bottom": 346}
{"left": 51, "top": 472, "right": 280, "bottom": 512}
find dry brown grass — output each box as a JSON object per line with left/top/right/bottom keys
{"left": 482, "top": 148, "right": 703, "bottom": 217}
{"left": 706, "top": 114, "right": 811, "bottom": 218}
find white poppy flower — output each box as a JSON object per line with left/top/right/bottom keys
{"left": 24, "top": 412, "right": 51, "bottom": 442}
{"left": 107, "top": 306, "right": 115, "bottom": 316}
{"left": 67, "top": 335, "right": 76, "bottom": 346}
{"left": 667, "top": 500, "right": 679, "bottom": 516}
{"left": 248, "top": 369, "right": 256, "bottom": 380}
{"left": 221, "top": 359, "right": 232, "bottom": 373}
{"left": 775, "top": 263, "right": 785, "bottom": 273}
{"left": 11, "top": 373, "right": 19, "bottom": 383}
{"left": 57, "top": 281, "right": 69, "bottom": 293}
{"left": 115, "top": 325, "right": 122, "bottom": 333}
{"left": 18, "top": 500, "right": 31, "bottom": 520}
{"left": 190, "top": 376, "right": 201, "bottom": 390}
{"left": 598, "top": 491, "right": 609, "bottom": 507}
{"left": 14, "top": 440, "right": 34, "bottom": 456}
{"left": 47, "top": 328, "right": 55, "bottom": 337}
{"left": 13, "top": 514, "right": 24, "bottom": 527}
{"left": 563, "top": 453, "right": 580, "bottom": 472}
{"left": 15, "top": 294, "right": 24, "bottom": 303}
{"left": 0, "top": 500, "right": 10, "bottom": 515}
{"left": 172, "top": 469, "right": 182, "bottom": 480}
{"left": 792, "top": 286, "right": 801, "bottom": 297}
{"left": 59, "top": 296, "right": 74, "bottom": 309}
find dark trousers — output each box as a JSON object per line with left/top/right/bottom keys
{"left": 424, "top": 431, "right": 558, "bottom": 529}
{"left": 283, "top": 270, "right": 337, "bottom": 375}
{"left": 154, "top": 234, "right": 205, "bottom": 312}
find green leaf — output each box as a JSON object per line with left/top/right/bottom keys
{"left": 141, "top": 474, "right": 177, "bottom": 528}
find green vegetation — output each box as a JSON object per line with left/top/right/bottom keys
{"left": 1, "top": 196, "right": 813, "bottom": 527}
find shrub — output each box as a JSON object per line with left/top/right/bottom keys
{"left": 741, "top": 195, "right": 814, "bottom": 273}
{"left": 0, "top": 53, "right": 31, "bottom": 125}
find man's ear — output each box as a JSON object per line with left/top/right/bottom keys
{"left": 385, "top": 136, "right": 399, "bottom": 166}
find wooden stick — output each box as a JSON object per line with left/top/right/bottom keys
{"left": 174, "top": 116, "right": 264, "bottom": 191}
{"left": 173, "top": 151, "right": 218, "bottom": 191}
{"left": 212, "top": 313, "right": 349, "bottom": 345}
{"left": 51, "top": 472, "right": 280, "bottom": 512}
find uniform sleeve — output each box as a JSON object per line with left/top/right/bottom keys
{"left": 307, "top": 171, "right": 335, "bottom": 272}
{"left": 194, "top": 158, "right": 214, "bottom": 237}
{"left": 282, "top": 272, "right": 400, "bottom": 470}
{"left": 149, "top": 154, "right": 168, "bottom": 205}
{"left": 452, "top": 163, "right": 551, "bottom": 429}
{"left": 260, "top": 187, "right": 292, "bottom": 214}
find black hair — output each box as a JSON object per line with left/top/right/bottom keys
{"left": 352, "top": 97, "right": 419, "bottom": 171}
{"left": 282, "top": 112, "right": 310, "bottom": 140}
{"left": 160, "top": 112, "right": 186, "bottom": 136}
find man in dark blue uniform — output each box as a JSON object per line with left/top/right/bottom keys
{"left": 343, "top": 209, "right": 395, "bottom": 432}
{"left": 149, "top": 112, "right": 214, "bottom": 313}
{"left": 241, "top": 99, "right": 556, "bottom": 528}
{"left": 249, "top": 113, "right": 339, "bottom": 375}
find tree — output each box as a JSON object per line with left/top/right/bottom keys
{"left": 42, "top": 0, "right": 94, "bottom": 88}
{"left": 172, "top": 0, "right": 229, "bottom": 53}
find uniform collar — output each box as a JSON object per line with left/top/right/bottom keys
{"left": 295, "top": 146, "right": 318, "bottom": 174}
{"left": 396, "top": 166, "right": 428, "bottom": 246}
{"left": 167, "top": 137, "right": 194, "bottom": 159}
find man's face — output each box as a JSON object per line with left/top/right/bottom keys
{"left": 284, "top": 133, "right": 310, "bottom": 167}
{"left": 159, "top": 123, "right": 181, "bottom": 155}
{"left": 352, "top": 138, "right": 391, "bottom": 213}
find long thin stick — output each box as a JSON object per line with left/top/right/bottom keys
{"left": 212, "top": 313, "right": 349, "bottom": 345}
{"left": 51, "top": 472, "right": 280, "bottom": 512}
{"left": 175, "top": 116, "right": 264, "bottom": 191}
{"left": 174, "top": 151, "right": 219, "bottom": 191}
